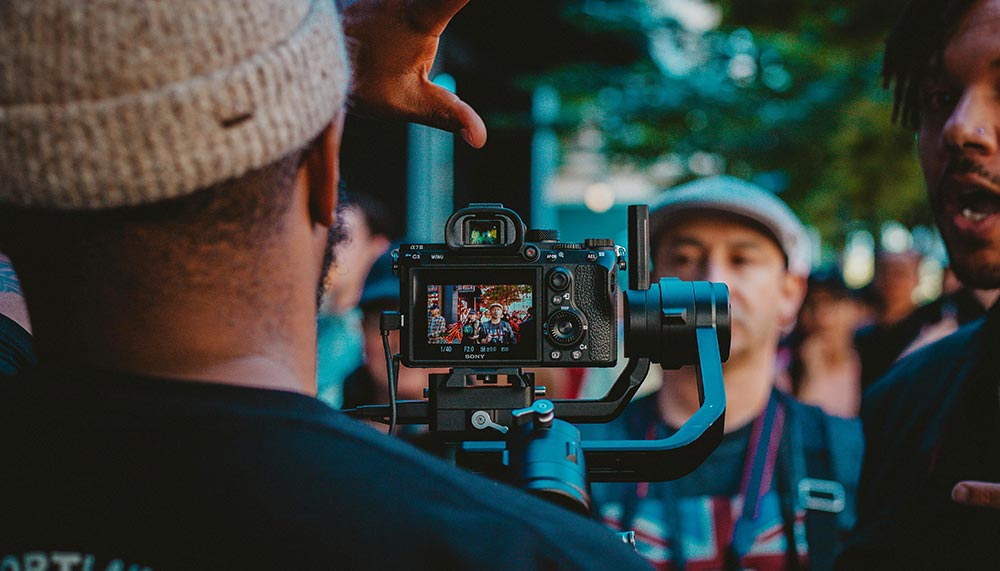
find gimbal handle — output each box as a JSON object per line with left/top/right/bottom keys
{"left": 459, "top": 323, "right": 725, "bottom": 483}
{"left": 581, "top": 327, "right": 725, "bottom": 482}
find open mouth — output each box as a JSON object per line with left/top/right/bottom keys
{"left": 941, "top": 181, "right": 1000, "bottom": 241}
{"left": 954, "top": 187, "right": 1000, "bottom": 222}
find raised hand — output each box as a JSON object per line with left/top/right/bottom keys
{"left": 341, "top": 0, "right": 487, "bottom": 148}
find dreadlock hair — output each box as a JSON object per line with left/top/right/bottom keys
{"left": 883, "top": 0, "right": 976, "bottom": 129}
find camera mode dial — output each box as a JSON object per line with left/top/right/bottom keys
{"left": 547, "top": 310, "right": 584, "bottom": 347}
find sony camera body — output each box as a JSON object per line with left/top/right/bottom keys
{"left": 396, "top": 203, "right": 622, "bottom": 368}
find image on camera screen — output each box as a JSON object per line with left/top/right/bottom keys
{"left": 464, "top": 219, "right": 503, "bottom": 246}
{"left": 425, "top": 283, "right": 533, "bottom": 357}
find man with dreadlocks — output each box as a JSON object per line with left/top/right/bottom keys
{"left": 836, "top": 0, "right": 1000, "bottom": 567}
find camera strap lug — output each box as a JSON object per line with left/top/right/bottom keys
{"left": 615, "top": 245, "right": 628, "bottom": 271}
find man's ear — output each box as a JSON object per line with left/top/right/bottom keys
{"left": 303, "top": 114, "right": 344, "bottom": 227}
{"left": 778, "top": 272, "right": 808, "bottom": 333}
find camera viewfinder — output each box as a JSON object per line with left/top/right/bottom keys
{"left": 464, "top": 219, "right": 506, "bottom": 246}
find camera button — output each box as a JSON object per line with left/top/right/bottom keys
{"left": 586, "top": 252, "right": 598, "bottom": 262}
{"left": 551, "top": 295, "right": 563, "bottom": 305}
{"left": 523, "top": 246, "right": 539, "bottom": 260}
{"left": 545, "top": 252, "right": 558, "bottom": 262}
{"left": 548, "top": 267, "right": 571, "bottom": 291}
{"left": 549, "top": 350, "right": 562, "bottom": 360}
{"left": 571, "top": 350, "right": 583, "bottom": 360}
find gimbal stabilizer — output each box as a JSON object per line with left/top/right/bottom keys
{"left": 347, "top": 205, "right": 730, "bottom": 514}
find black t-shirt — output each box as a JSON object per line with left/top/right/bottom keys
{"left": 0, "top": 366, "right": 650, "bottom": 571}
{"left": 0, "top": 313, "right": 35, "bottom": 377}
{"left": 838, "top": 312, "right": 1000, "bottom": 569}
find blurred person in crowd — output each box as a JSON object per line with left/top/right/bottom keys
{"left": 853, "top": 249, "right": 923, "bottom": 388}
{"left": 0, "top": 252, "right": 35, "bottom": 377}
{"left": 0, "top": 1, "right": 648, "bottom": 569}
{"left": 316, "top": 192, "right": 392, "bottom": 407}
{"left": 342, "top": 248, "right": 442, "bottom": 427}
{"left": 855, "top": 253, "right": 1000, "bottom": 390}
{"left": 873, "top": 249, "right": 923, "bottom": 325}
{"left": 785, "top": 268, "right": 864, "bottom": 418}
{"left": 892, "top": 263, "right": 999, "bottom": 360}
{"left": 588, "top": 176, "right": 862, "bottom": 571}
{"left": 837, "top": 0, "right": 1000, "bottom": 566}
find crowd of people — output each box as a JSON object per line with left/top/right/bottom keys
{"left": 1, "top": 0, "right": 999, "bottom": 569}
{"left": 428, "top": 301, "right": 530, "bottom": 346}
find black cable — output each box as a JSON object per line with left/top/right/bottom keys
{"left": 382, "top": 331, "right": 398, "bottom": 436}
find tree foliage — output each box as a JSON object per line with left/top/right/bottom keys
{"left": 522, "top": 0, "right": 927, "bottom": 250}
{"left": 483, "top": 284, "right": 533, "bottom": 309}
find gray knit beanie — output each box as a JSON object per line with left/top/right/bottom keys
{"left": 0, "top": 0, "right": 349, "bottom": 210}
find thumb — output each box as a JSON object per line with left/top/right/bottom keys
{"left": 416, "top": 82, "right": 487, "bottom": 148}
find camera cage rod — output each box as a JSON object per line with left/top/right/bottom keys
{"left": 346, "top": 205, "right": 728, "bottom": 483}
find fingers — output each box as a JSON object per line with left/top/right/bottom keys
{"left": 419, "top": 83, "right": 487, "bottom": 148}
{"left": 952, "top": 481, "right": 1000, "bottom": 508}
{"left": 341, "top": 0, "right": 486, "bottom": 147}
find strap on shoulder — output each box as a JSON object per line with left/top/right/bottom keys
{"left": 781, "top": 394, "right": 860, "bottom": 571}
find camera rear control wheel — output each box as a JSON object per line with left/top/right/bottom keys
{"left": 547, "top": 310, "right": 584, "bottom": 347}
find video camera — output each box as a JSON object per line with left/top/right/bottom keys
{"left": 398, "top": 203, "right": 618, "bottom": 368}
{"left": 348, "top": 203, "right": 730, "bottom": 515}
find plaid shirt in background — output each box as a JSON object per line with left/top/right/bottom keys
{"left": 429, "top": 315, "right": 447, "bottom": 339}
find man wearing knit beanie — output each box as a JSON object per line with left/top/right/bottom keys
{"left": 0, "top": 2, "right": 646, "bottom": 569}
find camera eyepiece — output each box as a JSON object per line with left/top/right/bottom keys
{"left": 445, "top": 203, "right": 525, "bottom": 251}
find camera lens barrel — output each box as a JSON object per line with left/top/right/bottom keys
{"left": 623, "top": 278, "right": 730, "bottom": 369}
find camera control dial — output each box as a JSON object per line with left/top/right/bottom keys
{"left": 584, "top": 238, "right": 615, "bottom": 249}
{"left": 547, "top": 310, "right": 584, "bottom": 347}
{"left": 526, "top": 229, "right": 560, "bottom": 242}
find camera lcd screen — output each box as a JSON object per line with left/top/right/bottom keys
{"left": 412, "top": 268, "right": 538, "bottom": 363}
{"left": 463, "top": 219, "right": 505, "bottom": 246}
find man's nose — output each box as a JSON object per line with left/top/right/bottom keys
{"left": 942, "top": 90, "right": 998, "bottom": 157}
{"left": 704, "top": 260, "right": 732, "bottom": 287}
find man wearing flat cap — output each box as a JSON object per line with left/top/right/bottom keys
{"left": 0, "top": 1, "right": 649, "bottom": 569}
{"left": 589, "top": 175, "right": 862, "bottom": 571}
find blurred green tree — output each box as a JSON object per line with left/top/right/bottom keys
{"left": 520, "top": 0, "right": 927, "bottom": 251}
